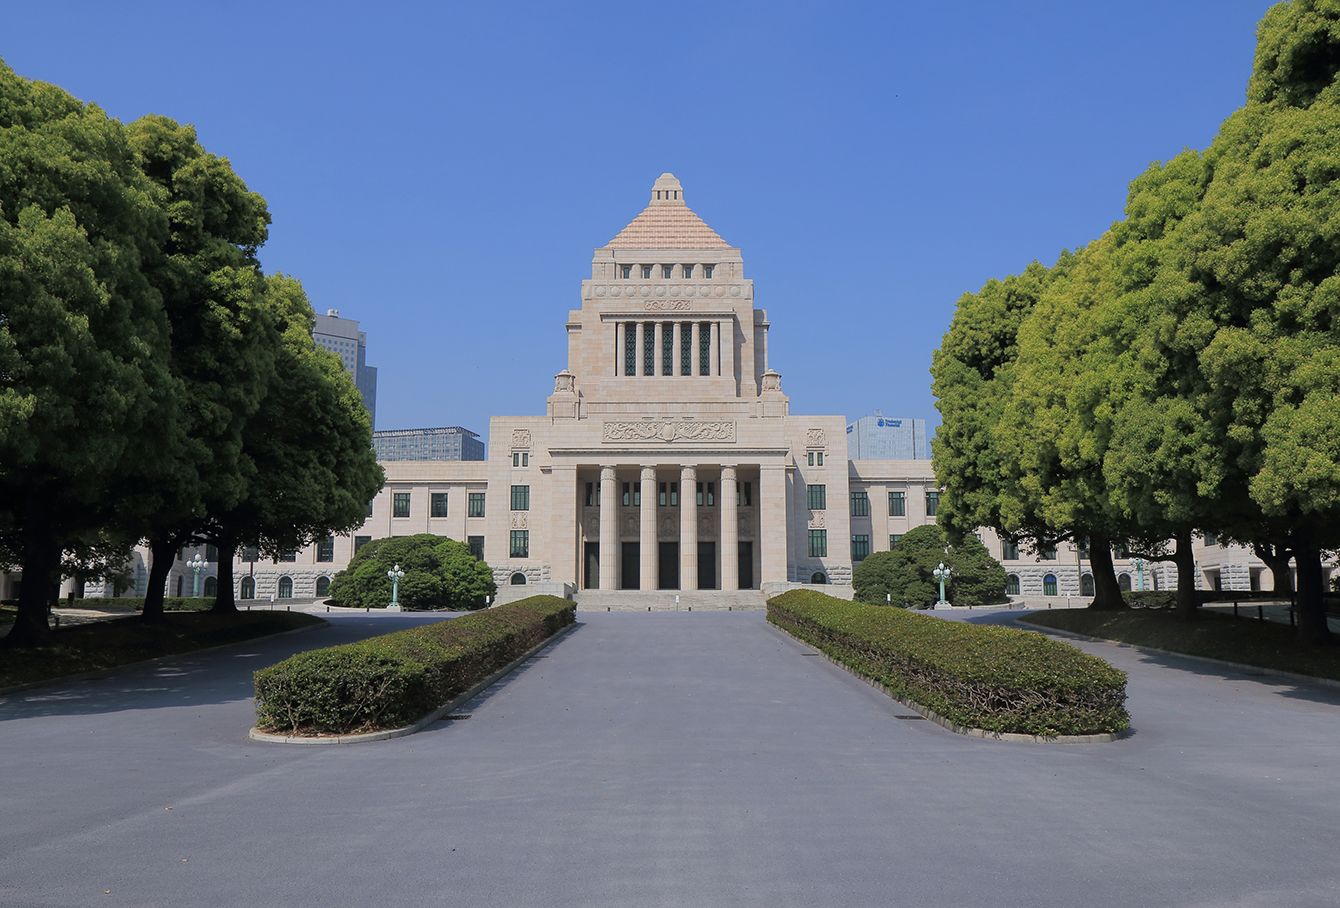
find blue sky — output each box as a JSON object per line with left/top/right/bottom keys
{"left": 4, "top": 1, "right": 1274, "bottom": 441}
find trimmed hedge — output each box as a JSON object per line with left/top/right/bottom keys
{"left": 65, "top": 597, "right": 214, "bottom": 612}
{"left": 768, "top": 590, "right": 1128, "bottom": 736}
{"left": 254, "top": 595, "right": 575, "bottom": 735}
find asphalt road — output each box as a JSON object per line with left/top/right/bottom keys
{"left": 2, "top": 609, "right": 1339, "bottom": 907}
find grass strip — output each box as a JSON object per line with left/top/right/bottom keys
{"left": 1023, "top": 608, "right": 1340, "bottom": 682}
{"left": 0, "top": 611, "right": 322, "bottom": 690}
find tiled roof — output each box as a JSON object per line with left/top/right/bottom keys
{"left": 606, "top": 173, "right": 731, "bottom": 250}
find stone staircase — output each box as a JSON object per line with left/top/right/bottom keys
{"left": 573, "top": 589, "right": 767, "bottom": 611}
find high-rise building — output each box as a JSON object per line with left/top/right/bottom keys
{"left": 373, "top": 426, "right": 485, "bottom": 461}
{"left": 846, "top": 415, "right": 931, "bottom": 460}
{"left": 313, "top": 309, "right": 378, "bottom": 427}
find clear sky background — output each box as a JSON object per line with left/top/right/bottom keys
{"left": 4, "top": 1, "right": 1276, "bottom": 444}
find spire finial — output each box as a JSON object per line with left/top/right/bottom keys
{"left": 650, "top": 172, "right": 684, "bottom": 206}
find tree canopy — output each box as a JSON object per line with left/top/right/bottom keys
{"left": 329, "top": 534, "right": 495, "bottom": 611}
{"left": 852, "top": 525, "right": 1008, "bottom": 608}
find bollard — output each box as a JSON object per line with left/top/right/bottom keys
{"left": 1233, "top": 600, "right": 1239, "bottom": 618}
{"left": 1290, "top": 605, "right": 1296, "bottom": 627}
{"left": 326, "top": 605, "right": 330, "bottom": 613}
{"left": 688, "top": 606, "right": 692, "bottom": 611}
{"left": 1257, "top": 603, "right": 1265, "bottom": 622}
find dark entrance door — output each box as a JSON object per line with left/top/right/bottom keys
{"left": 658, "top": 542, "right": 679, "bottom": 590}
{"left": 621, "top": 542, "right": 639, "bottom": 590}
{"left": 584, "top": 542, "right": 599, "bottom": 589}
{"left": 738, "top": 541, "right": 754, "bottom": 589}
{"left": 697, "top": 541, "right": 716, "bottom": 590}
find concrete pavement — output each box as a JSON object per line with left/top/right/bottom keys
{"left": 3, "top": 609, "right": 1340, "bottom": 906}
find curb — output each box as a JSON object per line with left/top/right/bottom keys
{"left": 1016, "top": 617, "right": 1340, "bottom": 692}
{"left": 249, "top": 620, "right": 578, "bottom": 745}
{"left": 768, "top": 621, "right": 1125, "bottom": 745}
{"left": 0, "top": 616, "right": 327, "bottom": 698}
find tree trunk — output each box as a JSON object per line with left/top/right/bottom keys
{"left": 142, "top": 536, "right": 177, "bottom": 624}
{"left": 1293, "top": 533, "right": 1331, "bottom": 647}
{"left": 1253, "top": 545, "right": 1294, "bottom": 594}
{"left": 1173, "top": 530, "right": 1199, "bottom": 619}
{"left": 1087, "top": 534, "right": 1127, "bottom": 610}
{"left": 212, "top": 535, "right": 238, "bottom": 614}
{"left": 3, "top": 535, "right": 60, "bottom": 647}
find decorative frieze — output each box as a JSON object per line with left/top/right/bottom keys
{"left": 645, "top": 300, "right": 691, "bottom": 312}
{"left": 602, "top": 421, "right": 736, "bottom": 444}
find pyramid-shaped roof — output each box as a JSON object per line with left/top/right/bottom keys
{"left": 606, "top": 173, "right": 732, "bottom": 249}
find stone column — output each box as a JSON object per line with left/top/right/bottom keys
{"left": 614, "top": 322, "right": 624, "bottom": 376}
{"left": 720, "top": 464, "right": 739, "bottom": 591}
{"left": 759, "top": 463, "right": 787, "bottom": 583}
{"left": 640, "top": 465, "right": 657, "bottom": 590}
{"left": 674, "top": 321, "right": 684, "bottom": 375}
{"left": 598, "top": 465, "right": 618, "bottom": 590}
{"left": 680, "top": 464, "right": 698, "bottom": 590}
{"left": 710, "top": 321, "right": 721, "bottom": 375}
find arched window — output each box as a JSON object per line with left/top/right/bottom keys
{"left": 509, "top": 572, "right": 527, "bottom": 586}
{"left": 203, "top": 576, "right": 218, "bottom": 597}
{"left": 315, "top": 576, "right": 331, "bottom": 597}
{"left": 1043, "top": 573, "right": 1058, "bottom": 596}
{"left": 1006, "top": 574, "right": 1020, "bottom": 596}
{"left": 278, "top": 576, "right": 293, "bottom": 599}
{"left": 240, "top": 576, "right": 255, "bottom": 599}
{"left": 1080, "top": 573, "right": 1095, "bottom": 597}
{"left": 810, "top": 571, "right": 827, "bottom": 584}
{"left": 1118, "top": 573, "right": 1132, "bottom": 591}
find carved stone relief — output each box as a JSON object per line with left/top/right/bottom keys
{"left": 511, "top": 429, "right": 532, "bottom": 448}
{"left": 805, "top": 428, "right": 826, "bottom": 448}
{"left": 809, "top": 511, "right": 826, "bottom": 529}
{"left": 510, "top": 513, "right": 528, "bottom": 529}
{"left": 602, "top": 421, "right": 736, "bottom": 443}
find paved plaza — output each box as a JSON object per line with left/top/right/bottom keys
{"left": 3, "top": 610, "right": 1340, "bottom": 906}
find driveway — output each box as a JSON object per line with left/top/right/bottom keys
{"left": 2, "top": 610, "right": 1339, "bottom": 907}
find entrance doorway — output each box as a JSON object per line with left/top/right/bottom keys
{"left": 738, "top": 541, "right": 754, "bottom": 589}
{"left": 621, "top": 542, "right": 639, "bottom": 590}
{"left": 584, "top": 542, "right": 599, "bottom": 589}
{"left": 697, "top": 541, "right": 716, "bottom": 590}
{"left": 658, "top": 542, "right": 679, "bottom": 590}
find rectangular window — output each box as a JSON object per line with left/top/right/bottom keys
{"left": 467, "top": 536, "right": 484, "bottom": 560}
{"left": 852, "top": 535, "right": 870, "bottom": 562}
{"left": 1078, "top": 537, "right": 1091, "bottom": 559}
{"left": 661, "top": 322, "right": 673, "bottom": 375}
{"left": 620, "top": 264, "right": 631, "bottom": 279}
{"left": 278, "top": 550, "right": 297, "bottom": 563}
{"left": 643, "top": 321, "right": 655, "bottom": 375}
{"left": 204, "top": 544, "right": 218, "bottom": 562}
{"left": 1040, "top": 544, "right": 1057, "bottom": 560}
{"left": 737, "top": 482, "right": 752, "bottom": 507}
{"left": 509, "top": 530, "right": 529, "bottom": 558}
{"left": 468, "top": 492, "right": 485, "bottom": 518}
{"left": 663, "top": 264, "right": 673, "bottom": 279}
{"left": 808, "top": 529, "right": 828, "bottom": 558}
{"left": 513, "top": 452, "right": 519, "bottom": 467}
{"left": 889, "top": 534, "right": 902, "bottom": 549}
{"left": 1204, "top": 531, "right": 1218, "bottom": 546}
{"left": 585, "top": 482, "right": 595, "bottom": 507}
{"left": 622, "top": 482, "right": 630, "bottom": 507}
{"left": 851, "top": 491, "right": 870, "bottom": 517}
{"left": 641, "top": 264, "right": 652, "bottom": 279}
{"left": 625, "top": 321, "right": 637, "bottom": 376}
{"left": 695, "top": 481, "right": 716, "bottom": 507}
{"left": 925, "top": 490, "right": 940, "bottom": 517}
{"left": 510, "top": 485, "right": 530, "bottom": 511}
{"left": 670, "top": 482, "right": 678, "bottom": 506}
{"left": 1002, "top": 540, "right": 1019, "bottom": 560}
{"left": 698, "top": 322, "right": 711, "bottom": 375}
{"left": 242, "top": 546, "right": 260, "bottom": 562}
{"left": 523, "top": 452, "right": 529, "bottom": 466}
{"left": 807, "top": 451, "right": 814, "bottom": 466}
{"left": 807, "top": 484, "right": 827, "bottom": 510}
{"left": 393, "top": 492, "right": 411, "bottom": 518}
{"left": 431, "top": 492, "right": 449, "bottom": 518}
{"left": 680, "top": 321, "right": 692, "bottom": 375}
{"left": 366, "top": 499, "right": 375, "bottom": 518}
{"left": 682, "top": 263, "right": 694, "bottom": 278}
{"left": 658, "top": 482, "right": 668, "bottom": 507}
{"left": 317, "top": 535, "right": 335, "bottom": 562}
{"left": 703, "top": 264, "right": 714, "bottom": 279}
{"left": 888, "top": 491, "right": 906, "bottom": 517}
{"left": 354, "top": 536, "right": 371, "bottom": 554}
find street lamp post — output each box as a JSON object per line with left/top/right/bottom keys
{"left": 933, "top": 562, "right": 952, "bottom": 609}
{"left": 188, "top": 553, "right": 206, "bottom": 598}
{"left": 386, "top": 563, "right": 405, "bottom": 612}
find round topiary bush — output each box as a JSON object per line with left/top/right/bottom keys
{"left": 327, "top": 534, "right": 495, "bottom": 610}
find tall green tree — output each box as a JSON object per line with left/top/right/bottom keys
{"left": 122, "top": 115, "right": 279, "bottom": 623}
{"left": 329, "top": 534, "right": 495, "bottom": 610}
{"left": 0, "top": 61, "right": 175, "bottom": 646}
{"left": 852, "top": 525, "right": 1007, "bottom": 608}
{"left": 207, "top": 275, "right": 384, "bottom": 611}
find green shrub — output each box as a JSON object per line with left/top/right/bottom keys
{"left": 328, "top": 534, "right": 496, "bottom": 610}
{"left": 62, "top": 597, "right": 214, "bottom": 612}
{"left": 253, "top": 595, "right": 574, "bottom": 734}
{"left": 853, "top": 525, "right": 1008, "bottom": 607}
{"left": 768, "top": 589, "right": 1128, "bottom": 736}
